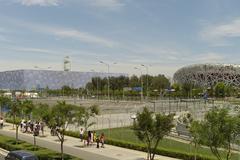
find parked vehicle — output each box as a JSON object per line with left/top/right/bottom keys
{"left": 5, "top": 150, "right": 38, "bottom": 160}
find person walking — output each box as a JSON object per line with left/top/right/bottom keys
{"left": 0, "top": 117, "right": 3, "bottom": 129}
{"left": 93, "top": 131, "right": 96, "bottom": 142}
{"left": 100, "top": 133, "right": 105, "bottom": 148}
{"left": 79, "top": 128, "right": 84, "bottom": 142}
{"left": 96, "top": 134, "right": 100, "bottom": 148}
{"left": 90, "top": 131, "right": 94, "bottom": 144}
{"left": 87, "top": 131, "right": 91, "bottom": 146}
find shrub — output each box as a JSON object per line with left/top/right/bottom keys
{"left": 0, "top": 134, "right": 81, "bottom": 160}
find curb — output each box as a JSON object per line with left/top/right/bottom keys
{"left": 0, "top": 147, "right": 9, "bottom": 157}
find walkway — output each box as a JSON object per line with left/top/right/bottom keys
{"left": 0, "top": 123, "right": 180, "bottom": 160}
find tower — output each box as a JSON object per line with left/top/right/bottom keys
{"left": 64, "top": 56, "right": 71, "bottom": 72}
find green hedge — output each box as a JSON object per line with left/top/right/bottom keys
{"left": 64, "top": 130, "right": 212, "bottom": 160}
{"left": 0, "top": 134, "right": 81, "bottom": 160}
{"left": 4, "top": 119, "right": 213, "bottom": 160}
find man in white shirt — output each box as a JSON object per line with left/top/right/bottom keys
{"left": 80, "top": 128, "right": 84, "bottom": 142}
{"left": 0, "top": 117, "right": 4, "bottom": 129}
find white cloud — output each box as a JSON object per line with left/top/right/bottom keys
{"left": 86, "top": 0, "right": 124, "bottom": 9}
{"left": 13, "top": 19, "right": 117, "bottom": 47}
{"left": 195, "top": 52, "right": 225, "bottom": 63}
{"left": 52, "top": 28, "right": 117, "bottom": 47}
{"left": 11, "top": 47, "right": 60, "bottom": 55}
{"left": 200, "top": 18, "right": 240, "bottom": 45}
{"left": 17, "top": 0, "right": 59, "bottom": 6}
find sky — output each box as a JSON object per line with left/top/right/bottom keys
{"left": 1, "top": 0, "right": 240, "bottom": 77}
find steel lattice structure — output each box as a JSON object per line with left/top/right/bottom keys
{"left": 173, "top": 64, "right": 240, "bottom": 87}
{"left": 0, "top": 70, "right": 126, "bottom": 90}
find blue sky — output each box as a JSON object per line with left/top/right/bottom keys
{"left": 1, "top": 0, "right": 240, "bottom": 76}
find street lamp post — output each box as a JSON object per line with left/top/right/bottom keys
{"left": 99, "top": 61, "right": 110, "bottom": 100}
{"left": 134, "top": 67, "right": 143, "bottom": 101}
{"left": 99, "top": 61, "right": 117, "bottom": 100}
{"left": 141, "top": 64, "right": 149, "bottom": 100}
{"left": 91, "top": 69, "right": 99, "bottom": 100}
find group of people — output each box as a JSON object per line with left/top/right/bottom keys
{"left": 20, "top": 119, "right": 44, "bottom": 136}
{"left": 79, "top": 128, "right": 105, "bottom": 148}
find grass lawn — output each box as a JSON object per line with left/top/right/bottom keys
{"left": 0, "top": 134, "right": 81, "bottom": 160}
{"left": 96, "top": 127, "right": 240, "bottom": 160}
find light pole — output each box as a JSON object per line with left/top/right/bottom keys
{"left": 91, "top": 69, "right": 99, "bottom": 100}
{"left": 99, "top": 61, "right": 110, "bottom": 100}
{"left": 134, "top": 67, "right": 143, "bottom": 101}
{"left": 99, "top": 61, "right": 117, "bottom": 100}
{"left": 141, "top": 64, "right": 149, "bottom": 100}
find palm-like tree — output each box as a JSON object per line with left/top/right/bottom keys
{"left": 45, "top": 101, "right": 75, "bottom": 160}
{"left": 0, "top": 96, "right": 11, "bottom": 117}
{"left": 8, "top": 100, "right": 22, "bottom": 143}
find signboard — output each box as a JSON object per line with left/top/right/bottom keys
{"left": 132, "top": 87, "right": 142, "bottom": 91}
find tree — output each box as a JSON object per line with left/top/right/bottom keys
{"left": 214, "top": 82, "right": 225, "bottom": 98}
{"left": 45, "top": 101, "right": 75, "bottom": 160}
{"left": 8, "top": 100, "right": 22, "bottom": 143}
{"left": 0, "top": 96, "right": 11, "bottom": 116}
{"left": 196, "top": 108, "right": 240, "bottom": 160}
{"left": 32, "top": 103, "right": 50, "bottom": 136}
{"left": 133, "top": 107, "right": 174, "bottom": 160}
{"left": 189, "top": 121, "right": 202, "bottom": 160}
{"left": 151, "top": 75, "right": 170, "bottom": 93}
{"left": 81, "top": 105, "right": 99, "bottom": 132}
{"left": 21, "top": 99, "right": 35, "bottom": 120}
{"left": 61, "top": 85, "right": 72, "bottom": 96}
{"left": 129, "top": 75, "right": 140, "bottom": 88}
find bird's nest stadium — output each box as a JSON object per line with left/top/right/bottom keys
{"left": 173, "top": 64, "right": 240, "bottom": 87}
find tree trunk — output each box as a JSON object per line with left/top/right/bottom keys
{"left": 194, "top": 142, "right": 197, "bottom": 160}
{"left": 0, "top": 104, "right": 2, "bottom": 117}
{"left": 16, "top": 125, "right": 19, "bottom": 144}
{"left": 226, "top": 138, "right": 231, "bottom": 160}
{"left": 151, "top": 138, "right": 161, "bottom": 160}
{"left": 61, "top": 140, "right": 64, "bottom": 160}
{"left": 33, "top": 135, "right": 36, "bottom": 147}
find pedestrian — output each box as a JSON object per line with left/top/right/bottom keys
{"left": 87, "top": 131, "right": 91, "bottom": 146}
{"left": 0, "top": 117, "right": 3, "bottom": 129}
{"left": 100, "top": 133, "right": 105, "bottom": 148}
{"left": 79, "top": 128, "right": 84, "bottom": 142}
{"left": 93, "top": 131, "right": 96, "bottom": 142}
{"left": 96, "top": 135, "right": 100, "bottom": 148}
{"left": 40, "top": 122, "right": 44, "bottom": 136}
{"left": 20, "top": 119, "right": 24, "bottom": 131}
{"left": 90, "top": 131, "right": 94, "bottom": 144}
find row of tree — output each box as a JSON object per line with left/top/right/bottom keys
{"left": 133, "top": 107, "right": 240, "bottom": 160}
{"left": 0, "top": 96, "right": 99, "bottom": 160}
{"left": 171, "top": 82, "right": 238, "bottom": 98}
{"left": 44, "top": 77, "right": 239, "bottom": 99}
{"left": 45, "top": 75, "right": 170, "bottom": 98}
{"left": 190, "top": 107, "right": 240, "bottom": 160}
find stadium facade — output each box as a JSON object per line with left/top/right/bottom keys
{"left": 0, "top": 70, "right": 125, "bottom": 90}
{"left": 173, "top": 64, "right": 240, "bottom": 87}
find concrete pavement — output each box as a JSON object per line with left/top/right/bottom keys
{"left": 0, "top": 123, "right": 180, "bottom": 160}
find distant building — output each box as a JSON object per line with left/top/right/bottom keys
{"left": 173, "top": 64, "right": 240, "bottom": 87}
{"left": 0, "top": 70, "right": 126, "bottom": 90}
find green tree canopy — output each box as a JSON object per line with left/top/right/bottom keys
{"left": 133, "top": 107, "right": 174, "bottom": 160}
{"left": 194, "top": 108, "right": 240, "bottom": 160}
